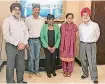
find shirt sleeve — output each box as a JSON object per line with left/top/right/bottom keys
{"left": 40, "top": 24, "right": 48, "bottom": 48}
{"left": 41, "top": 18, "right": 45, "bottom": 30}
{"left": 2, "top": 19, "right": 19, "bottom": 46}
{"left": 25, "top": 18, "right": 31, "bottom": 38}
{"left": 23, "top": 21, "right": 29, "bottom": 45}
{"left": 54, "top": 24, "right": 61, "bottom": 48}
{"left": 75, "top": 24, "right": 78, "bottom": 32}
{"left": 95, "top": 23, "right": 100, "bottom": 42}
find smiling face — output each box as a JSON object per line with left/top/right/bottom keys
{"left": 33, "top": 7, "right": 40, "bottom": 17}
{"left": 82, "top": 12, "right": 90, "bottom": 23}
{"left": 47, "top": 18, "right": 54, "bottom": 26}
{"left": 66, "top": 14, "right": 73, "bottom": 24}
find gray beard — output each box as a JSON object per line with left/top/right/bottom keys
{"left": 13, "top": 15, "right": 20, "bottom": 20}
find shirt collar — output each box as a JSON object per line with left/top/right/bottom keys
{"left": 83, "top": 20, "right": 92, "bottom": 26}
{"left": 31, "top": 15, "right": 41, "bottom": 19}
{"left": 10, "top": 15, "right": 21, "bottom": 21}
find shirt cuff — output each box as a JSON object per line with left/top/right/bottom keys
{"left": 24, "top": 40, "right": 28, "bottom": 45}
{"left": 14, "top": 41, "right": 18, "bottom": 46}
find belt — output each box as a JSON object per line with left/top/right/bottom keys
{"left": 30, "top": 37, "right": 40, "bottom": 39}
{"left": 81, "top": 41, "right": 95, "bottom": 44}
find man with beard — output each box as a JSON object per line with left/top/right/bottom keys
{"left": 79, "top": 7, "right": 100, "bottom": 84}
{"left": 2, "top": 3, "right": 29, "bottom": 83}
{"left": 25, "top": 3, "right": 45, "bottom": 77}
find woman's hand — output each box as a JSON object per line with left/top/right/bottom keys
{"left": 47, "top": 46, "right": 51, "bottom": 51}
{"left": 50, "top": 46, "right": 56, "bottom": 53}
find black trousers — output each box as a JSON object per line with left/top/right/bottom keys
{"left": 44, "top": 48, "right": 57, "bottom": 74}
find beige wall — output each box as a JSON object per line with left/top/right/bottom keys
{"left": 0, "top": 1, "right": 91, "bottom": 60}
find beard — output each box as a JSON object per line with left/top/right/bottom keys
{"left": 15, "top": 14, "right": 20, "bottom": 19}
{"left": 82, "top": 17, "right": 90, "bottom": 22}
{"left": 12, "top": 12, "right": 21, "bottom": 20}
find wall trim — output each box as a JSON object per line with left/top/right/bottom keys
{"left": 0, "top": 58, "right": 81, "bottom": 72}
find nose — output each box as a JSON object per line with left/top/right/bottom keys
{"left": 36, "top": 11, "right": 39, "bottom": 13}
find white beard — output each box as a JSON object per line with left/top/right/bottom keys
{"left": 12, "top": 12, "right": 21, "bottom": 20}
{"left": 82, "top": 17, "right": 90, "bottom": 22}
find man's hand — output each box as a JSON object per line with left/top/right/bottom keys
{"left": 17, "top": 42, "right": 25, "bottom": 50}
{"left": 26, "top": 44, "right": 29, "bottom": 49}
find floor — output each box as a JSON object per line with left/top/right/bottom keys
{"left": 0, "top": 62, "right": 105, "bottom": 84}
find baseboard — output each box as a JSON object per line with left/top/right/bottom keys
{"left": 0, "top": 58, "right": 62, "bottom": 71}
{"left": 0, "top": 58, "right": 81, "bottom": 72}
{"left": 0, "top": 61, "right": 5, "bottom": 72}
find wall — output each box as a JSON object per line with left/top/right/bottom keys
{"left": 0, "top": 1, "right": 91, "bottom": 60}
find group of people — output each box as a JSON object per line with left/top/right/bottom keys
{"left": 2, "top": 2, "right": 100, "bottom": 84}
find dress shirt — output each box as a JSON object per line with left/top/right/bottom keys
{"left": 2, "top": 15, "right": 29, "bottom": 46}
{"left": 79, "top": 20, "right": 100, "bottom": 42}
{"left": 25, "top": 15, "right": 45, "bottom": 38}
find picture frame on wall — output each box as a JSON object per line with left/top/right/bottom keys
{"left": 17, "top": 0, "right": 66, "bottom": 21}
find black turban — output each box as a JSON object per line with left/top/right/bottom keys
{"left": 10, "top": 3, "right": 22, "bottom": 12}
{"left": 47, "top": 14, "right": 55, "bottom": 20}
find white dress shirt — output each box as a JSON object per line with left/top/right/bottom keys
{"left": 79, "top": 20, "right": 100, "bottom": 42}
{"left": 25, "top": 15, "right": 45, "bottom": 38}
{"left": 2, "top": 15, "right": 29, "bottom": 46}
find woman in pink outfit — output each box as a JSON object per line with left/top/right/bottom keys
{"left": 60, "top": 13, "right": 78, "bottom": 77}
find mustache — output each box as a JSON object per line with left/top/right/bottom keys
{"left": 83, "top": 18, "right": 88, "bottom": 19}
{"left": 34, "top": 12, "right": 39, "bottom": 14}
{"left": 13, "top": 15, "right": 20, "bottom": 19}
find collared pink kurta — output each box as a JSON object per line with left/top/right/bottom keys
{"left": 60, "top": 22, "right": 78, "bottom": 62}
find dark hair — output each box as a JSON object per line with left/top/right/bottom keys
{"left": 47, "top": 14, "right": 55, "bottom": 20}
{"left": 10, "top": 3, "right": 22, "bottom": 12}
{"left": 66, "top": 13, "right": 74, "bottom": 19}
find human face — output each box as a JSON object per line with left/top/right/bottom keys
{"left": 33, "top": 7, "right": 40, "bottom": 16}
{"left": 47, "top": 18, "right": 54, "bottom": 26}
{"left": 12, "top": 7, "right": 21, "bottom": 19}
{"left": 82, "top": 12, "right": 90, "bottom": 23}
{"left": 66, "top": 15, "right": 73, "bottom": 24}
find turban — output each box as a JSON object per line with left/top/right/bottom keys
{"left": 32, "top": 3, "right": 40, "bottom": 9}
{"left": 81, "top": 7, "right": 91, "bottom": 16}
{"left": 10, "top": 3, "right": 22, "bottom": 12}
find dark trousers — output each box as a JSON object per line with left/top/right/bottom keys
{"left": 6, "top": 43, "right": 25, "bottom": 83}
{"left": 44, "top": 48, "right": 57, "bottom": 74}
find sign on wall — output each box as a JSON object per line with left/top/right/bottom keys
{"left": 18, "top": 0, "right": 65, "bottom": 21}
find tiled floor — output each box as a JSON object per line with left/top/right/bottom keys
{"left": 0, "top": 63, "right": 105, "bottom": 84}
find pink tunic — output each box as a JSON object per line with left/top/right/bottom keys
{"left": 60, "top": 22, "right": 78, "bottom": 62}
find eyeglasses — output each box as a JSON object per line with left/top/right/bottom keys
{"left": 13, "top": 7, "right": 20, "bottom": 12}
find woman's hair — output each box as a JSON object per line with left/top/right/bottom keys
{"left": 66, "top": 13, "right": 74, "bottom": 19}
{"left": 47, "top": 14, "right": 55, "bottom": 20}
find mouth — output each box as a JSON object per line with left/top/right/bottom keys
{"left": 84, "top": 18, "right": 87, "bottom": 19}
